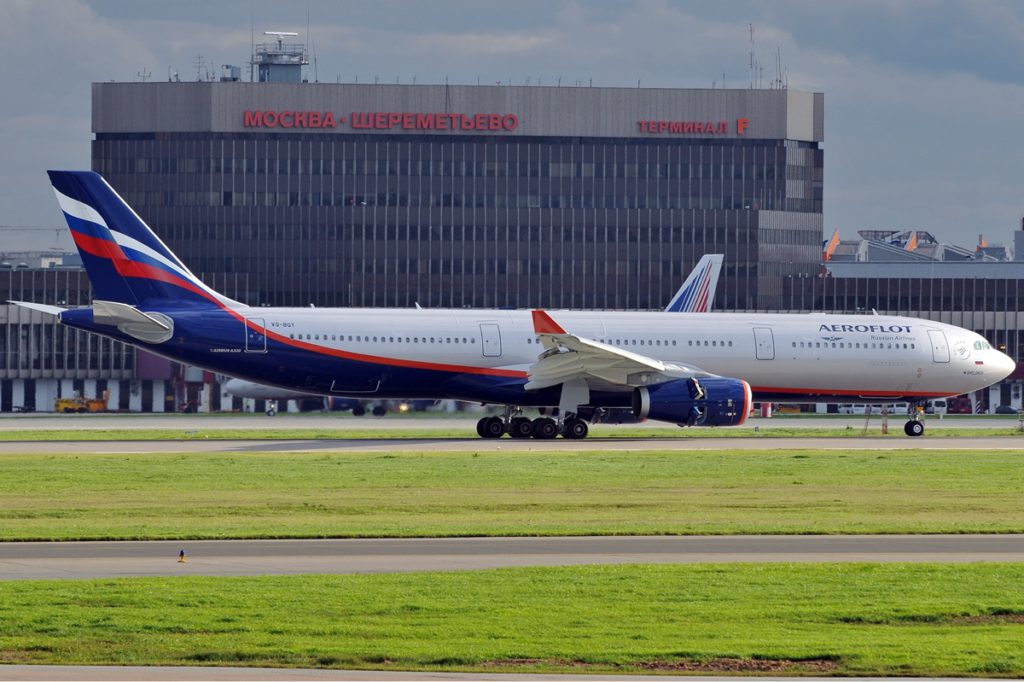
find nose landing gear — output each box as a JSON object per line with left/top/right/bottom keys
{"left": 903, "top": 403, "right": 926, "bottom": 437}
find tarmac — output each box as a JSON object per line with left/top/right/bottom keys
{"left": 0, "top": 670, "right": 991, "bottom": 682}
{"left": 0, "top": 413, "right": 1020, "bottom": 431}
{"left": 0, "top": 435, "right": 1019, "bottom": 454}
{"left": 2, "top": 535, "right": 1022, "bottom": 581}
{"left": 1, "top": 414, "right": 1020, "bottom": 681}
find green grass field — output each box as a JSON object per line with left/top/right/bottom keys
{"left": 1, "top": 564, "right": 1022, "bottom": 676}
{"left": 2, "top": 449, "right": 1023, "bottom": 540}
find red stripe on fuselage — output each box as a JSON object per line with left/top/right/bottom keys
{"left": 75, "top": 229, "right": 527, "bottom": 379}
{"left": 264, "top": 330, "right": 529, "bottom": 378}
{"left": 752, "top": 385, "right": 950, "bottom": 398}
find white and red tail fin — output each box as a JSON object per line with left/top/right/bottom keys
{"left": 48, "top": 170, "right": 242, "bottom": 308}
{"left": 664, "top": 254, "right": 723, "bottom": 312}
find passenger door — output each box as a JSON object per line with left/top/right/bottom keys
{"left": 244, "top": 318, "right": 267, "bottom": 352}
{"left": 480, "top": 323, "right": 502, "bottom": 357}
{"left": 928, "top": 330, "right": 950, "bottom": 363}
{"left": 753, "top": 327, "right": 775, "bottom": 360}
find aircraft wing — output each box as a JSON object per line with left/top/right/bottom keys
{"left": 525, "top": 310, "right": 704, "bottom": 391}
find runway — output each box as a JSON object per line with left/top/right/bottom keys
{"left": 0, "top": 670, "right": 982, "bottom": 682}
{"left": 0, "top": 413, "right": 1019, "bottom": 431}
{"left": 1, "top": 535, "right": 1021, "bottom": 580}
{"left": 0, "top": 670, "right": 973, "bottom": 682}
{"left": 0, "top": 435, "right": 1020, "bottom": 454}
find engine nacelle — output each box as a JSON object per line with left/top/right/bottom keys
{"left": 632, "top": 377, "right": 751, "bottom": 427}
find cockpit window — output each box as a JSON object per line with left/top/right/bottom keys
{"left": 974, "top": 341, "right": 992, "bottom": 350}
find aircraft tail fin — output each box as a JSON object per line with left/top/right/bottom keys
{"left": 665, "top": 254, "right": 723, "bottom": 312}
{"left": 47, "top": 171, "right": 241, "bottom": 308}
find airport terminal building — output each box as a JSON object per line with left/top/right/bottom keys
{"left": 91, "top": 81, "right": 824, "bottom": 311}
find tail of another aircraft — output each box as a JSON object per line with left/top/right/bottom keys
{"left": 47, "top": 171, "right": 238, "bottom": 308}
{"left": 665, "top": 254, "right": 724, "bottom": 313}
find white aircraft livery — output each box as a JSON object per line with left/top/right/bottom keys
{"left": 14, "top": 171, "right": 1015, "bottom": 439}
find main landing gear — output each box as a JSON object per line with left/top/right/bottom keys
{"left": 903, "top": 403, "right": 926, "bottom": 437}
{"left": 476, "top": 407, "right": 590, "bottom": 440}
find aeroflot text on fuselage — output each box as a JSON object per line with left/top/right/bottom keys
{"left": 819, "top": 324, "right": 912, "bottom": 334}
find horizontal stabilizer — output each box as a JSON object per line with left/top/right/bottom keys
{"left": 92, "top": 300, "right": 173, "bottom": 343}
{"left": 8, "top": 300, "right": 66, "bottom": 316}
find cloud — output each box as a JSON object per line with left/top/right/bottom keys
{"left": 1, "top": 0, "right": 1021, "bottom": 248}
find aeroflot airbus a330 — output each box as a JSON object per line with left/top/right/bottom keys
{"left": 15, "top": 171, "right": 1015, "bottom": 438}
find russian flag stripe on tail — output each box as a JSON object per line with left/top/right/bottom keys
{"left": 48, "top": 171, "right": 240, "bottom": 309}
{"left": 665, "top": 254, "right": 723, "bottom": 313}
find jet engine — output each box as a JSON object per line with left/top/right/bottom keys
{"left": 632, "top": 377, "right": 751, "bottom": 427}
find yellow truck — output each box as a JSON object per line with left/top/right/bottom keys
{"left": 54, "top": 395, "right": 108, "bottom": 413}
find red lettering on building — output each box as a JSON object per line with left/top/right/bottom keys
{"left": 245, "top": 109, "right": 519, "bottom": 132}
{"left": 637, "top": 118, "right": 745, "bottom": 136}
{"left": 244, "top": 110, "right": 339, "bottom": 129}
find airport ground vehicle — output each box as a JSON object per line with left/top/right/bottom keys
{"left": 54, "top": 395, "right": 107, "bottom": 413}
{"left": 15, "top": 171, "right": 1016, "bottom": 439}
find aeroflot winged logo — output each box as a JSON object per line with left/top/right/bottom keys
{"left": 819, "top": 324, "right": 913, "bottom": 333}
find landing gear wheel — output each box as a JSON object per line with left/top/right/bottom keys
{"left": 531, "top": 417, "right": 558, "bottom": 439}
{"left": 563, "top": 418, "right": 589, "bottom": 440}
{"left": 476, "top": 417, "right": 488, "bottom": 437}
{"left": 481, "top": 416, "right": 506, "bottom": 439}
{"left": 509, "top": 417, "right": 534, "bottom": 439}
{"left": 904, "top": 420, "right": 925, "bottom": 437}
{"left": 371, "top": 405, "right": 387, "bottom": 417}
{"left": 352, "top": 405, "right": 366, "bottom": 417}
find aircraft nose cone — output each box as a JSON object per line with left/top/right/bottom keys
{"left": 993, "top": 351, "right": 1016, "bottom": 380}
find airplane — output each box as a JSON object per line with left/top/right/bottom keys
{"left": 665, "top": 254, "right": 723, "bottom": 313}
{"left": 223, "top": 255, "right": 725, "bottom": 415}
{"left": 221, "top": 378, "right": 381, "bottom": 416}
{"left": 14, "top": 171, "right": 1015, "bottom": 440}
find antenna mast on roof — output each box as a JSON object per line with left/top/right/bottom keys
{"left": 249, "top": 8, "right": 255, "bottom": 82}
{"left": 748, "top": 24, "right": 754, "bottom": 88}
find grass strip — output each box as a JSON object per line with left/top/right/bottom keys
{"left": 0, "top": 425, "right": 1023, "bottom": 440}
{"left": 2, "top": 449, "right": 1023, "bottom": 540}
{"left": 1, "top": 564, "right": 1022, "bottom": 676}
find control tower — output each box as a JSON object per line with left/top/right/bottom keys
{"left": 252, "top": 31, "right": 308, "bottom": 83}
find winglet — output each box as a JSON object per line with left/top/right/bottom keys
{"left": 532, "top": 309, "right": 567, "bottom": 335}
{"left": 8, "top": 301, "right": 65, "bottom": 316}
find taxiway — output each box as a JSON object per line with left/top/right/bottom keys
{"left": 1, "top": 535, "right": 1021, "bottom": 581}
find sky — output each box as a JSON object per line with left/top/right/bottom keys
{"left": 1, "top": 0, "right": 1022, "bottom": 251}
